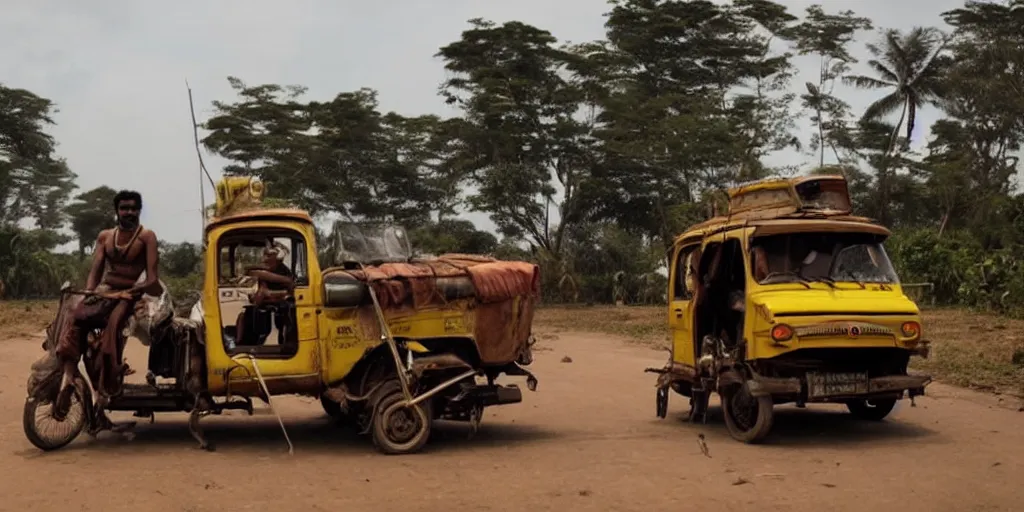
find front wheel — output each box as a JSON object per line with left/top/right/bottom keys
{"left": 370, "top": 381, "right": 431, "bottom": 455}
{"left": 23, "top": 386, "right": 88, "bottom": 451}
{"left": 846, "top": 398, "right": 897, "bottom": 421}
{"left": 721, "top": 382, "right": 774, "bottom": 444}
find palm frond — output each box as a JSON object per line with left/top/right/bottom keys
{"left": 866, "top": 60, "right": 901, "bottom": 84}
{"left": 862, "top": 92, "right": 905, "bottom": 123}
{"left": 843, "top": 74, "right": 896, "bottom": 90}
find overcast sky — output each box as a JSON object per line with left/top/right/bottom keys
{"left": 2, "top": 0, "right": 966, "bottom": 244}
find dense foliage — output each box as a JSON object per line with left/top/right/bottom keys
{"left": 3, "top": 0, "right": 1024, "bottom": 314}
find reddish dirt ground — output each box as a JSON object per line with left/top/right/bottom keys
{"left": 1, "top": 327, "right": 1022, "bottom": 512}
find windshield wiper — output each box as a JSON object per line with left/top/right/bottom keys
{"left": 761, "top": 271, "right": 811, "bottom": 288}
{"left": 805, "top": 276, "right": 837, "bottom": 289}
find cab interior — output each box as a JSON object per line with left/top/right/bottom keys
{"left": 216, "top": 228, "right": 308, "bottom": 357}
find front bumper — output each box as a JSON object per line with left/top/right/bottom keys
{"left": 749, "top": 373, "right": 932, "bottom": 402}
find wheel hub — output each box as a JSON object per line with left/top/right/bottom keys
{"left": 729, "top": 388, "right": 758, "bottom": 431}
{"left": 51, "top": 386, "right": 75, "bottom": 421}
{"left": 384, "top": 404, "right": 421, "bottom": 443}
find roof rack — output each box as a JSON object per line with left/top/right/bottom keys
{"left": 726, "top": 174, "right": 852, "bottom": 219}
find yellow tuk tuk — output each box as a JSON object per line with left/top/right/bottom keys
{"left": 24, "top": 177, "right": 540, "bottom": 454}
{"left": 648, "top": 174, "right": 931, "bottom": 443}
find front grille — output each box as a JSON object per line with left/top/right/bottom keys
{"left": 794, "top": 322, "right": 893, "bottom": 339}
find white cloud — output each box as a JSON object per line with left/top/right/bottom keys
{"left": 1, "top": 0, "right": 965, "bottom": 243}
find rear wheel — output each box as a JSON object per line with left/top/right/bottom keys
{"left": 23, "top": 385, "right": 87, "bottom": 451}
{"left": 370, "top": 380, "right": 431, "bottom": 455}
{"left": 722, "top": 382, "right": 774, "bottom": 443}
{"left": 846, "top": 398, "right": 897, "bottom": 421}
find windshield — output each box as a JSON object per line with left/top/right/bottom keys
{"left": 750, "top": 231, "right": 899, "bottom": 285}
{"left": 323, "top": 221, "right": 412, "bottom": 265}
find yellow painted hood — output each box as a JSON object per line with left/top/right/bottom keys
{"left": 749, "top": 287, "right": 920, "bottom": 317}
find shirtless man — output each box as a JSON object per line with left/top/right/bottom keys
{"left": 55, "top": 190, "right": 160, "bottom": 430}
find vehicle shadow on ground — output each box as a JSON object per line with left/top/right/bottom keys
{"left": 29, "top": 415, "right": 561, "bottom": 457}
{"left": 666, "top": 405, "right": 938, "bottom": 447}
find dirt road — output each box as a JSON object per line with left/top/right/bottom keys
{"left": 0, "top": 329, "right": 1021, "bottom": 512}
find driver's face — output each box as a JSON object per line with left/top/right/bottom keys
{"left": 262, "top": 250, "right": 278, "bottom": 267}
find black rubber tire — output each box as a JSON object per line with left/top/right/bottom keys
{"left": 722, "top": 382, "right": 775, "bottom": 444}
{"left": 846, "top": 398, "right": 897, "bottom": 421}
{"left": 370, "top": 381, "right": 431, "bottom": 455}
{"left": 656, "top": 387, "right": 669, "bottom": 419}
{"left": 687, "top": 391, "right": 710, "bottom": 423}
{"left": 320, "top": 394, "right": 343, "bottom": 418}
{"left": 23, "top": 387, "right": 87, "bottom": 451}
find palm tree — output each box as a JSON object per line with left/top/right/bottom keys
{"left": 844, "top": 27, "right": 951, "bottom": 155}
{"left": 843, "top": 27, "right": 950, "bottom": 224}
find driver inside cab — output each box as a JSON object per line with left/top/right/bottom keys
{"left": 233, "top": 243, "right": 295, "bottom": 347}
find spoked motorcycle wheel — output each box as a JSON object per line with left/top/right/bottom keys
{"left": 370, "top": 380, "right": 432, "bottom": 455}
{"left": 23, "top": 385, "right": 87, "bottom": 451}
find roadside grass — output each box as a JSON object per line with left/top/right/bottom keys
{"left": 0, "top": 300, "right": 57, "bottom": 340}
{"left": 535, "top": 304, "right": 1024, "bottom": 397}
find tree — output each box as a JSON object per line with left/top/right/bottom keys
{"left": 788, "top": 4, "right": 873, "bottom": 165}
{"left": 925, "top": 0, "right": 1024, "bottom": 244}
{"left": 202, "top": 78, "right": 446, "bottom": 226}
{"left": 66, "top": 186, "right": 117, "bottom": 259}
{"left": 844, "top": 28, "right": 951, "bottom": 151}
{"left": 306, "top": 91, "right": 442, "bottom": 226}
{"left": 568, "top": 0, "right": 799, "bottom": 253}
{"left": 437, "top": 19, "right": 595, "bottom": 266}
{"left": 842, "top": 27, "right": 951, "bottom": 224}
{"left": 408, "top": 219, "right": 498, "bottom": 256}
{"left": 0, "top": 84, "right": 77, "bottom": 230}
{"left": 160, "top": 241, "right": 203, "bottom": 277}
{"left": 201, "top": 77, "right": 316, "bottom": 212}
{"left": 0, "top": 84, "right": 79, "bottom": 298}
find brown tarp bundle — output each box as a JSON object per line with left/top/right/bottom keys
{"left": 330, "top": 254, "right": 540, "bottom": 365}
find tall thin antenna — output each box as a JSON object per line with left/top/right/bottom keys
{"left": 186, "top": 79, "right": 216, "bottom": 244}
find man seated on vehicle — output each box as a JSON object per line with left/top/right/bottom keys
{"left": 55, "top": 190, "right": 161, "bottom": 431}
{"left": 233, "top": 243, "right": 295, "bottom": 347}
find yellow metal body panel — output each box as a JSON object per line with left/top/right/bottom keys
{"left": 203, "top": 219, "right": 323, "bottom": 395}
{"left": 744, "top": 283, "right": 921, "bottom": 361}
{"left": 667, "top": 241, "right": 699, "bottom": 367}
{"left": 317, "top": 300, "right": 476, "bottom": 385}
{"left": 201, "top": 206, "right": 502, "bottom": 398}
{"left": 669, "top": 217, "right": 923, "bottom": 366}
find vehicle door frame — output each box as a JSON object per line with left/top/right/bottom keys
{"left": 668, "top": 239, "right": 701, "bottom": 367}
{"left": 693, "top": 230, "right": 750, "bottom": 363}
{"left": 202, "top": 221, "right": 322, "bottom": 395}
